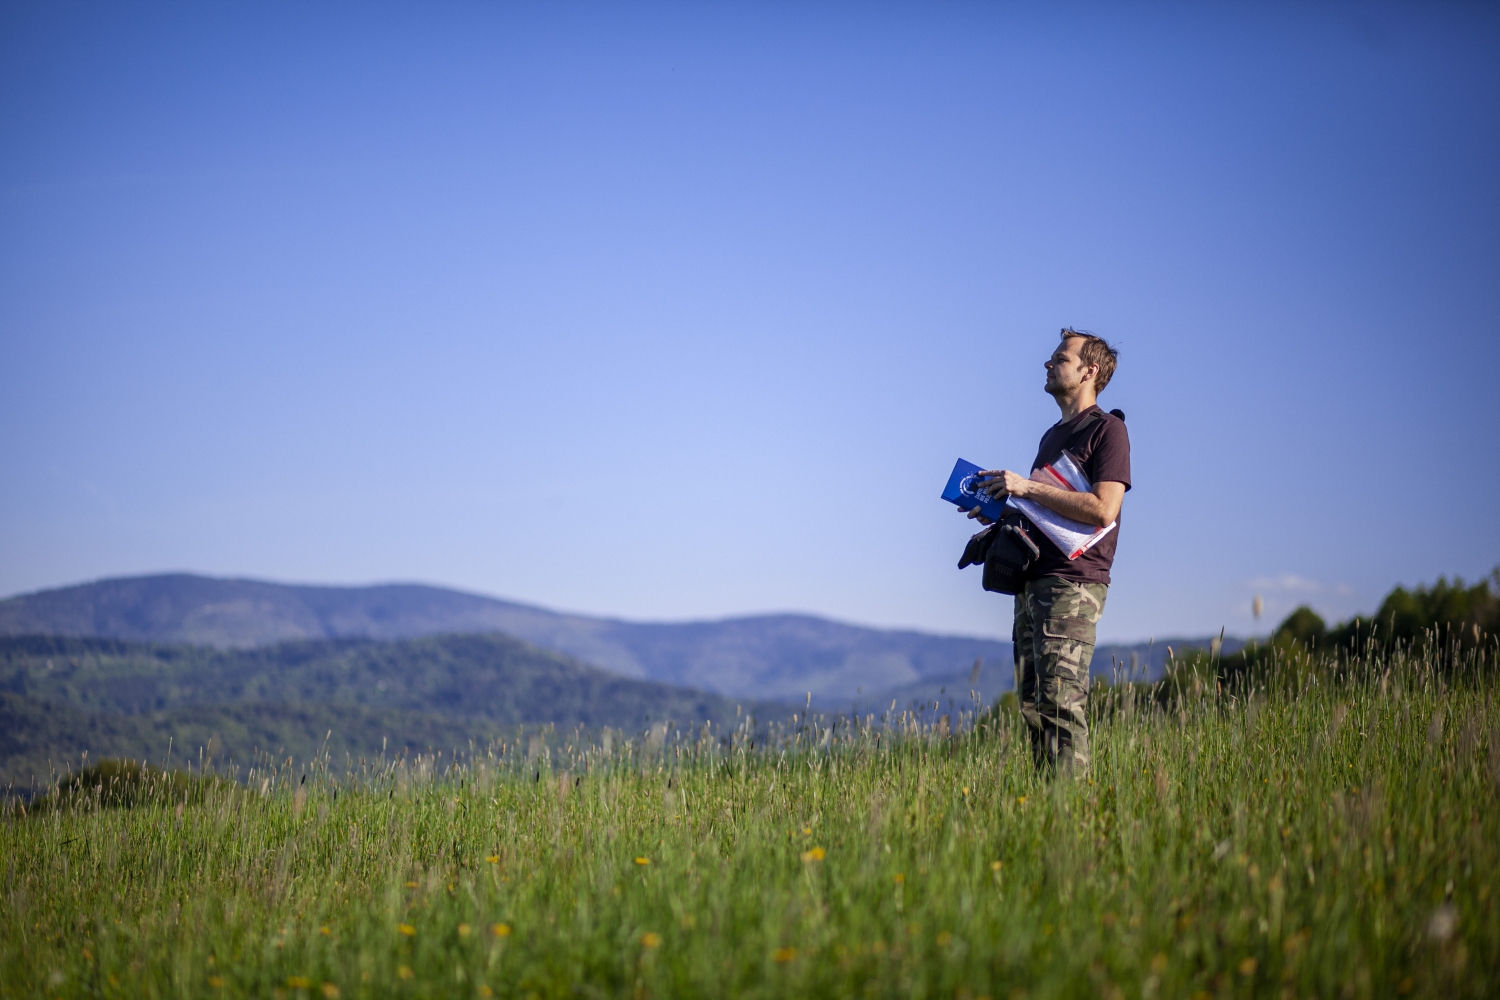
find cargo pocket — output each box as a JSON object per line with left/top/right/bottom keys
{"left": 1042, "top": 616, "right": 1096, "bottom": 645}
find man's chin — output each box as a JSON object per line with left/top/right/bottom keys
{"left": 1044, "top": 382, "right": 1064, "bottom": 397}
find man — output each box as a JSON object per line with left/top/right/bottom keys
{"left": 964, "top": 328, "right": 1130, "bottom": 777}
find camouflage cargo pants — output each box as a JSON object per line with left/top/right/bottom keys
{"left": 1014, "top": 575, "right": 1108, "bottom": 777}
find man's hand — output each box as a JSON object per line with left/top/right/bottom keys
{"left": 954, "top": 470, "right": 1023, "bottom": 526}
{"left": 977, "top": 470, "right": 1033, "bottom": 500}
{"left": 959, "top": 505, "right": 993, "bottom": 525}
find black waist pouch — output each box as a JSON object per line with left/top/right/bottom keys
{"left": 958, "top": 509, "right": 1042, "bottom": 595}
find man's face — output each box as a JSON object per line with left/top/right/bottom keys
{"left": 1044, "top": 336, "right": 1095, "bottom": 397}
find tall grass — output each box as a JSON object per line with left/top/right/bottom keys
{"left": 3, "top": 644, "right": 1496, "bottom": 999}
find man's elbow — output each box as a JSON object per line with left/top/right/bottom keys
{"left": 1092, "top": 484, "right": 1124, "bottom": 526}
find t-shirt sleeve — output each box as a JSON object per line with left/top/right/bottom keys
{"left": 1089, "top": 419, "right": 1131, "bottom": 491}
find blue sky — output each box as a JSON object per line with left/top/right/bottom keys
{"left": 2, "top": 1, "right": 1497, "bottom": 642}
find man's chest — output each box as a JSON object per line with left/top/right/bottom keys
{"left": 1033, "top": 426, "right": 1098, "bottom": 473}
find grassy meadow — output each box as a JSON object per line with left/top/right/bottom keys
{"left": 3, "top": 643, "right": 1497, "bottom": 999}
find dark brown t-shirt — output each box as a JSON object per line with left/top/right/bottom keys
{"left": 1026, "top": 405, "right": 1131, "bottom": 586}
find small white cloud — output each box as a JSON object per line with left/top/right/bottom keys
{"left": 1248, "top": 569, "right": 1332, "bottom": 593}
{"left": 1246, "top": 574, "right": 1352, "bottom": 595}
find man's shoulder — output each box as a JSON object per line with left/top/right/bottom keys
{"left": 1094, "top": 407, "right": 1128, "bottom": 440}
{"left": 1089, "top": 406, "right": 1132, "bottom": 488}
{"left": 1072, "top": 406, "right": 1126, "bottom": 444}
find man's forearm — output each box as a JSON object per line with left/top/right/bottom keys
{"left": 1010, "top": 481, "right": 1123, "bottom": 527}
{"left": 978, "top": 470, "right": 1124, "bottom": 527}
{"left": 1019, "top": 483, "right": 1109, "bottom": 525}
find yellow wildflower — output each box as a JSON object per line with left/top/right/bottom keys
{"left": 801, "top": 846, "right": 826, "bottom": 862}
{"left": 641, "top": 932, "right": 662, "bottom": 948}
{"left": 287, "top": 976, "right": 313, "bottom": 989}
{"left": 491, "top": 923, "right": 512, "bottom": 937}
{"left": 773, "top": 947, "right": 797, "bottom": 963}
{"left": 397, "top": 924, "right": 416, "bottom": 937}
{"left": 634, "top": 856, "right": 651, "bottom": 866}
{"left": 458, "top": 924, "right": 471, "bottom": 938}
{"left": 397, "top": 966, "right": 414, "bottom": 980}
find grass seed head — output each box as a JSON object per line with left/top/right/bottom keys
{"left": 1427, "top": 904, "right": 1458, "bottom": 942}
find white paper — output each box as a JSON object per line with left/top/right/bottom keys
{"left": 1006, "top": 451, "right": 1117, "bottom": 560}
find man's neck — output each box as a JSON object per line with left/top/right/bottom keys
{"left": 1054, "top": 388, "right": 1098, "bottom": 423}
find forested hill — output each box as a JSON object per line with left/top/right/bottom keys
{"left": 0, "top": 632, "right": 784, "bottom": 789}
{"left": 0, "top": 574, "right": 1015, "bottom": 705}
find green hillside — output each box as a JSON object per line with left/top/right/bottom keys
{"left": 0, "top": 693, "right": 512, "bottom": 794}
{"left": 0, "top": 633, "right": 783, "bottom": 789}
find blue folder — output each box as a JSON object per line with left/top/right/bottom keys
{"left": 941, "top": 458, "right": 1009, "bottom": 521}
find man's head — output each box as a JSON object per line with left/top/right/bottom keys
{"left": 1045, "top": 327, "right": 1118, "bottom": 400}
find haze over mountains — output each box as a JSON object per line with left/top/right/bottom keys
{"left": 0, "top": 573, "right": 1009, "bottom": 786}
{"left": 0, "top": 574, "right": 1017, "bottom": 706}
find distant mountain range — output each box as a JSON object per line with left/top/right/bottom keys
{"left": 0, "top": 574, "right": 1234, "bottom": 703}
{"left": 0, "top": 574, "right": 1017, "bottom": 706}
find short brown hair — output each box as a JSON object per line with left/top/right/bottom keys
{"left": 1060, "top": 327, "right": 1118, "bottom": 393}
